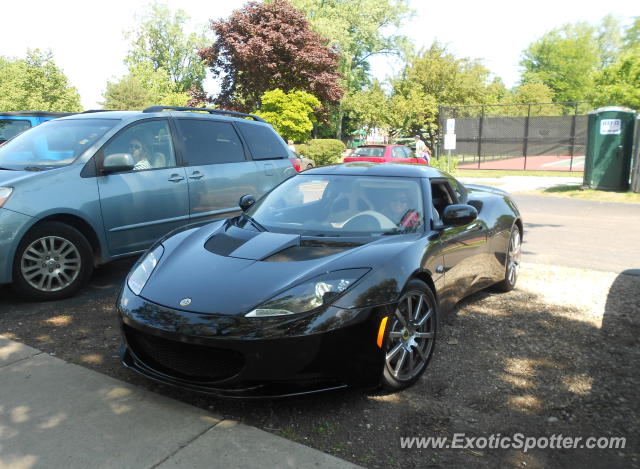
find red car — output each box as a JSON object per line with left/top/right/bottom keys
{"left": 343, "top": 144, "right": 428, "bottom": 165}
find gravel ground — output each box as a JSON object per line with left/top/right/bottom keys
{"left": 1, "top": 261, "right": 638, "bottom": 469}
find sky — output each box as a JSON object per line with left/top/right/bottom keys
{"left": 2, "top": 0, "right": 638, "bottom": 109}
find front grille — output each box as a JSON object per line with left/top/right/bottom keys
{"left": 125, "top": 327, "right": 244, "bottom": 382}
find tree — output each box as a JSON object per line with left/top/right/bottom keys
{"left": 520, "top": 23, "right": 601, "bottom": 103}
{"left": 102, "top": 63, "right": 189, "bottom": 110}
{"left": 286, "top": 0, "right": 412, "bottom": 138}
{"left": 385, "top": 43, "right": 499, "bottom": 145}
{"left": 200, "top": 0, "right": 343, "bottom": 113}
{"left": 254, "top": 89, "right": 320, "bottom": 142}
{"left": 0, "top": 50, "right": 82, "bottom": 112}
{"left": 623, "top": 16, "right": 640, "bottom": 51}
{"left": 590, "top": 45, "right": 640, "bottom": 110}
{"left": 342, "top": 81, "right": 389, "bottom": 133}
{"left": 125, "top": 2, "right": 209, "bottom": 92}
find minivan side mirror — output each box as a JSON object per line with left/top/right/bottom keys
{"left": 239, "top": 194, "right": 256, "bottom": 211}
{"left": 442, "top": 204, "right": 478, "bottom": 226}
{"left": 102, "top": 153, "right": 135, "bottom": 173}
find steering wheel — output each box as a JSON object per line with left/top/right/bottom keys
{"left": 342, "top": 214, "right": 382, "bottom": 231}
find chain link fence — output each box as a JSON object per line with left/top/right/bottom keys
{"left": 438, "top": 103, "right": 587, "bottom": 171}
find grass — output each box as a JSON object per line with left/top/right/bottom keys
{"left": 454, "top": 169, "right": 584, "bottom": 178}
{"left": 526, "top": 184, "right": 640, "bottom": 203}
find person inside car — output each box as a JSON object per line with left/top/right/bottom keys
{"left": 385, "top": 190, "right": 421, "bottom": 230}
{"left": 129, "top": 138, "right": 152, "bottom": 170}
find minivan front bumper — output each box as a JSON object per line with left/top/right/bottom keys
{"left": 0, "top": 207, "right": 34, "bottom": 284}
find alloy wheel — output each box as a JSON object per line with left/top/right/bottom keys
{"left": 506, "top": 228, "right": 521, "bottom": 286}
{"left": 385, "top": 290, "right": 435, "bottom": 382}
{"left": 20, "top": 236, "right": 81, "bottom": 292}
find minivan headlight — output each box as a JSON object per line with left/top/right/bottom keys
{"left": 127, "top": 245, "right": 164, "bottom": 295}
{"left": 246, "top": 269, "right": 369, "bottom": 317}
{"left": 0, "top": 187, "right": 13, "bottom": 208}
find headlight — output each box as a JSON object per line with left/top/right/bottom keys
{"left": 127, "top": 245, "right": 164, "bottom": 295}
{"left": 0, "top": 187, "right": 13, "bottom": 208}
{"left": 246, "top": 269, "right": 369, "bottom": 317}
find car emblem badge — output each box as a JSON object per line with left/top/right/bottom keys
{"left": 179, "top": 298, "right": 192, "bottom": 307}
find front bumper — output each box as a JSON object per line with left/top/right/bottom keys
{"left": 0, "top": 207, "right": 35, "bottom": 285}
{"left": 118, "top": 285, "right": 389, "bottom": 397}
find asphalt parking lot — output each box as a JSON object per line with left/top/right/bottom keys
{"left": 1, "top": 194, "right": 638, "bottom": 468}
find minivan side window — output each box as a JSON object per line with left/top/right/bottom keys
{"left": 103, "top": 120, "right": 176, "bottom": 171}
{"left": 237, "top": 122, "right": 288, "bottom": 160}
{"left": 178, "top": 120, "right": 245, "bottom": 166}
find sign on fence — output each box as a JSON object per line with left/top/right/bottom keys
{"left": 444, "top": 133, "right": 456, "bottom": 150}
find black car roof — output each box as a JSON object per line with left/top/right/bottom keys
{"left": 305, "top": 162, "right": 450, "bottom": 179}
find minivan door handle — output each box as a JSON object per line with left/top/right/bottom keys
{"left": 189, "top": 171, "right": 204, "bottom": 180}
{"left": 168, "top": 174, "right": 185, "bottom": 182}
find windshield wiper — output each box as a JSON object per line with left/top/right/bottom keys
{"left": 240, "top": 212, "right": 268, "bottom": 232}
{"left": 24, "top": 166, "right": 44, "bottom": 172}
{"left": 0, "top": 166, "right": 16, "bottom": 171}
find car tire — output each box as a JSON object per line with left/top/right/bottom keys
{"left": 493, "top": 224, "right": 521, "bottom": 292}
{"left": 11, "top": 221, "right": 94, "bottom": 301}
{"left": 381, "top": 279, "right": 437, "bottom": 392}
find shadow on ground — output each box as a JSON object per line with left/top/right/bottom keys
{"left": 0, "top": 263, "right": 638, "bottom": 468}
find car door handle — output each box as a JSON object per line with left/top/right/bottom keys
{"left": 168, "top": 174, "right": 185, "bottom": 182}
{"left": 189, "top": 171, "right": 204, "bottom": 180}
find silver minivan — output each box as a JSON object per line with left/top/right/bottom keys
{"left": 0, "top": 106, "right": 295, "bottom": 300}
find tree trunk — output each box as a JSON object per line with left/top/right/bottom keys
{"left": 336, "top": 106, "right": 344, "bottom": 140}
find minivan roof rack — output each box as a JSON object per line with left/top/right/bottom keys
{"left": 142, "top": 105, "right": 265, "bottom": 122}
{"left": 81, "top": 109, "right": 118, "bottom": 114}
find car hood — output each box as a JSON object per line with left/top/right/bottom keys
{"left": 140, "top": 221, "right": 417, "bottom": 316}
{"left": 0, "top": 169, "right": 42, "bottom": 185}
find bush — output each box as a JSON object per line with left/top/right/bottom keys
{"left": 430, "top": 155, "right": 458, "bottom": 173}
{"left": 296, "top": 139, "right": 346, "bottom": 166}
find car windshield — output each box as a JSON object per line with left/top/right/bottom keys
{"left": 0, "top": 119, "right": 32, "bottom": 143}
{"left": 0, "top": 118, "right": 118, "bottom": 170}
{"left": 352, "top": 146, "right": 385, "bottom": 157}
{"left": 246, "top": 174, "right": 424, "bottom": 237}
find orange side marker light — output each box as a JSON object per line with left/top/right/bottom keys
{"left": 377, "top": 316, "right": 389, "bottom": 348}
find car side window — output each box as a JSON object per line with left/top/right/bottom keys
{"left": 447, "top": 177, "right": 467, "bottom": 203}
{"left": 103, "top": 120, "right": 176, "bottom": 171}
{"left": 401, "top": 147, "right": 413, "bottom": 158}
{"left": 391, "top": 147, "right": 404, "bottom": 158}
{"left": 430, "top": 180, "right": 457, "bottom": 221}
{"left": 236, "top": 122, "right": 289, "bottom": 160}
{"left": 178, "top": 119, "right": 245, "bottom": 166}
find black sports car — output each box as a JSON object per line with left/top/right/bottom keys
{"left": 117, "top": 163, "right": 522, "bottom": 397}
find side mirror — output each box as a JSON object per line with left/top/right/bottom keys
{"left": 102, "top": 153, "right": 135, "bottom": 173}
{"left": 442, "top": 204, "right": 478, "bottom": 226}
{"left": 239, "top": 194, "right": 256, "bottom": 211}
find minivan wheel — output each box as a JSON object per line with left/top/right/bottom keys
{"left": 12, "top": 222, "right": 93, "bottom": 301}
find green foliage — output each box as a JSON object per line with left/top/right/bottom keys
{"left": 342, "top": 81, "right": 388, "bottom": 131}
{"left": 254, "top": 89, "right": 320, "bottom": 142}
{"left": 101, "top": 63, "right": 189, "bottom": 110}
{"left": 623, "top": 17, "right": 640, "bottom": 50}
{"left": 590, "top": 45, "right": 640, "bottom": 110}
{"left": 125, "top": 2, "right": 209, "bottom": 92}
{"left": 520, "top": 23, "right": 602, "bottom": 103}
{"left": 430, "top": 155, "right": 458, "bottom": 173}
{"left": 387, "top": 43, "right": 496, "bottom": 145}
{"left": 0, "top": 50, "right": 82, "bottom": 112}
{"left": 296, "top": 139, "right": 346, "bottom": 166}
{"left": 287, "top": 0, "right": 412, "bottom": 137}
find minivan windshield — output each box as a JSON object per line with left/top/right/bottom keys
{"left": 0, "top": 119, "right": 118, "bottom": 170}
{"left": 245, "top": 174, "right": 424, "bottom": 237}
